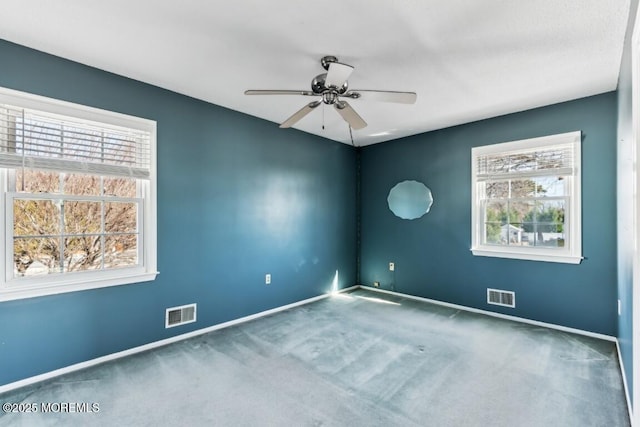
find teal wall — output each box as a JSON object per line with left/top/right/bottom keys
{"left": 0, "top": 39, "right": 357, "bottom": 387}
{"left": 360, "top": 92, "right": 618, "bottom": 336}
{"left": 0, "top": 36, "right": 625, "bottom": 391}
{"left": 617, "top": 0, "right": 639, "bottom": 407}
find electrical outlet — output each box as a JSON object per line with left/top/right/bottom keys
{"left": 265, "top": 274, "right": 271, "bottom": 285}
{"left": 389, "top": 262, "right": 395, "bottom": 271}
{"left": 373, "top": 281, "right": 380, "bottom": 288}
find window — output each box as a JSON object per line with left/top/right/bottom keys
{"left": 471, "top": 131, "right": 582, "bottom": 264}
{"left": 0, "top": 87, "right": 157, "bottom": 301}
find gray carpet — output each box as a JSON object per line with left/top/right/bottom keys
{"left": 0, "top": 288, "right": 630, "bottom": 426}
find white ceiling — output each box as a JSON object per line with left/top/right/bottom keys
{"left": 0, "top": 1, "right": 631, "bottom": 146}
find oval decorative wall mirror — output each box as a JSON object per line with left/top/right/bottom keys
{"left": 387, "top": 180, "right": 433, "bottom": 220}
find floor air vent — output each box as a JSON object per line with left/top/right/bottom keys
{"left": 487, "top": 289, "right": 515, "bottom": 308}
{"left": 166, "top": 303, "right": 197, "bottom": 328}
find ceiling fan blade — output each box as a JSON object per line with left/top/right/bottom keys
{"left": 245, "top": 90, "right": 316, "bottom": 96}
{"left": 334, "top": 101, "right": 367, "bottom": 130}
{"left": 280, "top": 101, "right": 322, "bottom": 128}
{"left": 346, "top": 90, "right": 417, "bottom": 104}
{"left": 325, "top": 62, "right": 354, "bottom": 88}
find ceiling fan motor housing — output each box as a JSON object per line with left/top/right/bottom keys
{"left": 311, "top": 73, "right": 348, "bottom": 104}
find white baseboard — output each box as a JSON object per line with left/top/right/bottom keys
{"left": 616, "top": 339, "right": 635, "bottom": 426}
{"left": 359, "top": 285, "right": 616, "bottom": 342}
{"left": 0, "top": 286, "right": 359, "bottom": 395}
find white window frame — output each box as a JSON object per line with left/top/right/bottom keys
{"left": 471, "top": 131, "right": 582, "bottom": 264}
{"left": 0, "top": 87, "right": 157, "bottom": 301}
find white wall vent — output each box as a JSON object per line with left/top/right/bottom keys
{"left": 165, "top": 303, "right": 197, "bottom": 328}
{"left": 487, "top": 288, "right": 515, "bottom": 308}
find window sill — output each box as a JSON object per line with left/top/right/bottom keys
{"left": 471, "top": 247, "right": 583, "bottom": 264}
{"left": 0, "top": 270, "right": 159, "bottom": 302}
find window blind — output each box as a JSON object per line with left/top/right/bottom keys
{"left": 0, "top": 105, "right": 151, "bottom": 179}
{"left": 476, "top": 143, "right": 575, "bottom": 181}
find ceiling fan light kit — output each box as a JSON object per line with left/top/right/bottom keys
{"left": 245, "top": 56, "right": 417, "bottom": 131}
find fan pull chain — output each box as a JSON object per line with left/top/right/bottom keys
{"left": 322, "top": 104, "right": 325, "bottom": 130}
{"left": 349, "top": 124, "right": 355, "bottom": 147}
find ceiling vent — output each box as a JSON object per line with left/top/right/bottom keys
{"left": 165, "top": 303, "right": 197, "bottom": 328}
{"left": 487, "top": 289, "right": 515, "bottom": 308}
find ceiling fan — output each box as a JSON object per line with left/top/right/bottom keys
{"left": 245, "top": 56, "right": 417, "bottom": 130}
